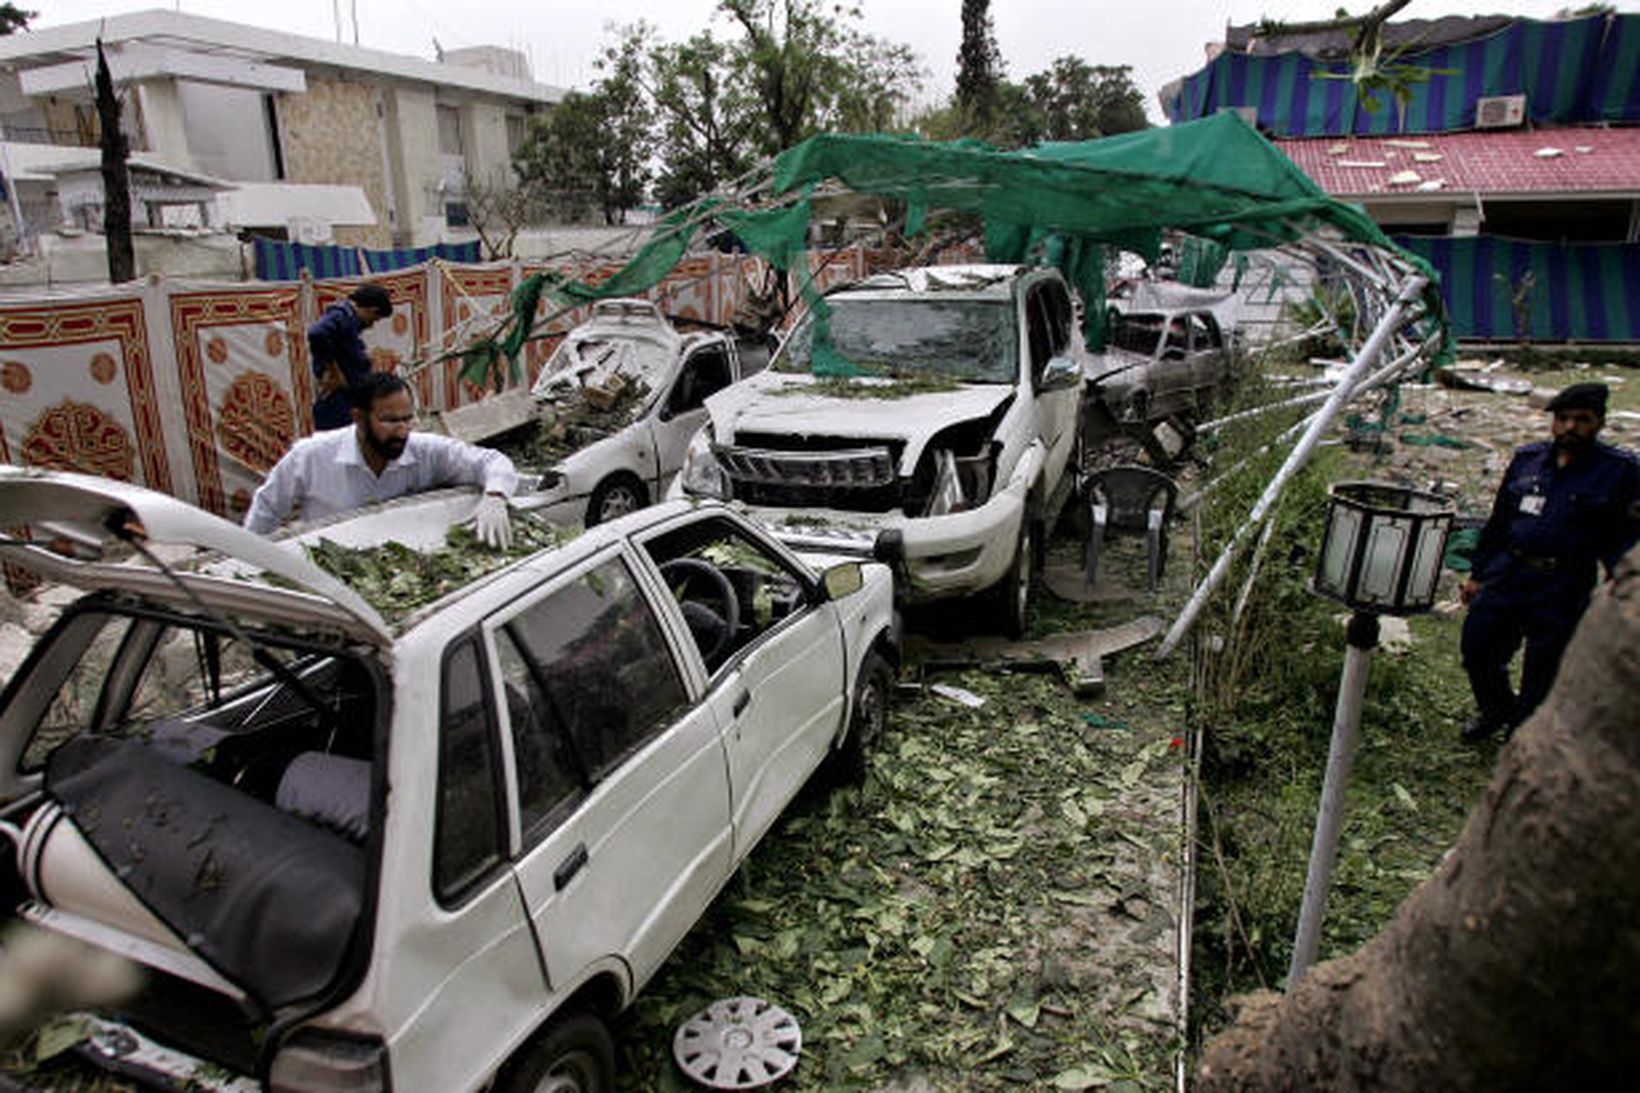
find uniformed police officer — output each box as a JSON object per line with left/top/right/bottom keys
{"left": 1460, "top": 382, "right": 1639, "bottom": 742}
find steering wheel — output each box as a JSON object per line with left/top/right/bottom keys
{"left": 659, "top": 557, "right": 741, "bottom": 668}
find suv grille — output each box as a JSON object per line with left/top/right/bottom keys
{"left": 716, "top": 444, "right": 902, "bottom": 512}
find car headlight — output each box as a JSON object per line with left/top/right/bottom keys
{"left": 679, "top": 427, "right": 730, "bottom": 499}
{"left": 535, "top": 468, "right": 566, "bottom": 493}
{"left": 924, "top": 447, "right": 996, "bottom": 516}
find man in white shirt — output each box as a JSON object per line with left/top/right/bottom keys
{"left": 245, "top": 372, "right": 518, "bottom": 547}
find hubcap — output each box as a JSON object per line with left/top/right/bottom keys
{"left": 598, "top": 484, "right": 640, "bottom": 521}
{"left": 536, "top": 1048, "right": 598, "bottom": 1093}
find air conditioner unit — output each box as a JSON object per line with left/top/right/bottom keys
{"left": 1475, "top": 94, "right": 1526, "bottom": 129}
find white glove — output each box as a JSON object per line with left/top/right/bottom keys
{"left": 473, "top": 493, "right": 513, "bottom": 550}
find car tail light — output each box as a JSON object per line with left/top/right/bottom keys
{"left": 269, "top": 1031, "right": 391, "bottom": 1093}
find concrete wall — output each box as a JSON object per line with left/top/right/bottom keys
{"left": 136, "top": 79, "right": 192, "bottom": 167}
{"left": 0, "top": 230, "right": 242, "bottom": 285}
{"left": 385, "top": 84, "right": 441, "bottom": 246}
{"left": 277, "top": 75, "right": 391, "bottom": 247}
{"left": 462, "top": 99, "right": 512, "bottom": 190}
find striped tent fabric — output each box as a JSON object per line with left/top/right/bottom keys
{"left": 252, "top": 237, "right": 364, "bottom": 281}
{"left": 253, "top": 240, "right": 482, "bottom": 280}
{"left": 1393, "top": 234, "right": 1640, "bottom": 343}
{"left": 1167, "top": 13, "right": 1638, "bottom": 137}
{"left": 362, "top": 241, "right": 482, "bottom": 272}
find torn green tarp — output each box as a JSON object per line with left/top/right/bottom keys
{"left": 768, "top": 114, "right": 1446, "bottom": 354}
{"left": 475, "top": 112, "right": 1446, "bottom": 369}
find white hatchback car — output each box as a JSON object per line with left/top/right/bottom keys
{"left": 0, "top": 468, "right": 896, "bottom": 1093}
{"left": 515, "top": 299, "right": 745, "bottom": 527}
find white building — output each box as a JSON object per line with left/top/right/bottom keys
{"left": 0, "top": 8, "right": 563, "bottom": 249}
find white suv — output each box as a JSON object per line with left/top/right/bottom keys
{"left": 0, "top": 468, "right": 896, "bottom": 1093}
{"left": 673, "top": 265, "right": 1084, "bottom": 635}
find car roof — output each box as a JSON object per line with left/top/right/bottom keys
{"left": 835, "top": 263, "right": 1038, "bottom": 301}
{"left": 0, "top": 469, "right": 713, "bottom": 648}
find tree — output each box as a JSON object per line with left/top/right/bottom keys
{"left": 0, "top": 4, "right": 33, "bottom": 36}
{"left": 95, "top": 40, "right": 134, "bottom": 284}
{"left": 1021, "top": 57, "right": 1148, "bottom": 142}
{"left": 462, "top": 171, "right": 543, "bottom": 259}
{"left": 719, "top": 0, "right": 922, "bottom": 157}
{"left": 512, "top": 35, "right": 652, "bottom": 227}
{"left": 954, "top": 0, "right": 1004, "bottom": 132}
{"left": 644, "top": 26, "right": 757, "bottom": 210}
{"left": 1197, "top": 547, "right": 1640, "bottom": 1092}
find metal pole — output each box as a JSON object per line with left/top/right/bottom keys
{"left": 1288, "top": 610, "right": 1380, "bottom": 988}
{"left": 1155, "top": 274, "right": 1428, "bottom": 659}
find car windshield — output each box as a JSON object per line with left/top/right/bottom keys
{"left": 774, "top": 298, "right": 1018, "bottom": 383}
{"left": 1111, "top": 313, "right": 1165, "bottom": 356}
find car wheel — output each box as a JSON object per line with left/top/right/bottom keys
{"left": 990, "top": 517, "right": 1035, "bottom": 638}
{"left": 586, "top": 474, "right": 647, "bottom": 527}
{"left": 830, "top": 651, "right": 891, "bottom": 784}
{"left": 498, "top": 1013, "right": 614, "bottom": 1093}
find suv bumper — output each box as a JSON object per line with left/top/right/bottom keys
{"left": 748, "top": 472, "right": 1029, "bottom": 602}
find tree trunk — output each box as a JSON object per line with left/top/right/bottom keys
{"left": 1198, "top": 546, "right": 1640, "bottom": 1092}
{"left": 95, "top": 39, "right": 135, "bottom": 284}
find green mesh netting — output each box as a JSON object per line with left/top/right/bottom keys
{"left": 463, "top": 111, "right": 1446, "bottom": 385}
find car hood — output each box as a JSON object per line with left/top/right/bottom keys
{"left": 0, "top": 467, "right": 392, "bottom": 646}
{"left": 1082, "top": 348, "right": 1149, "bottom": 387}
{"left": 705, "top": 372, "right": 1015, "bottom": 471}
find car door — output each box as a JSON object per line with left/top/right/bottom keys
{"left": 1025, "top": 280, "right": 1082, "bottom": 488}
{"left": 498, "top": 546, "right": 734, "bottom": 991}
{"left": 637, "top": 514, "right": 847, "bottom": 858}
{"left": 1187, "top": 312, "right": 1224, "bottom": 402}
{"left": 646, "top": 342, "right": 736, "bottom": 498}
{"left": 1154, "top": 313, "right": 1193, "bottom": 410}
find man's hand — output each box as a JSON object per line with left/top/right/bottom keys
{"left": 474, "top": 493, "right": 513, "bottom": 550}
{"left": 1460, "top": 577, "right": 1481, "bottom": 605}
{"left": 317, "top": 363, "right": 347, "bottom": 398}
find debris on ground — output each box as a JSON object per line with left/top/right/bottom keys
{"left": 907, "top": 618, "right": 1165, "bottom": 697}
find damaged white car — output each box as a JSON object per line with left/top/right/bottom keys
{"left": 445, "top": 299, "right": 744, "bottom": 527}
{"left": 0, "top": 468, "right": 896, "bottom": 1093}
{"left": 671, "top": 265, "right": 1083, "bottom": 635}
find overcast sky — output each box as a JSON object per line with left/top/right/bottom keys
{"left": 28, "top": 1, "right": 1639, "bottom": 119}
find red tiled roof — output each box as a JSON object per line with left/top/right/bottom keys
{"left": 1276, "top": 126, "right": 1640, "bottom": 198}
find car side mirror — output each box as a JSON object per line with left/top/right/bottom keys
{"left": 1040, "top": 354, "right": 1081, "bottom": 391}
{"left": 820, "top": 561, "right": 864, "bottom": 600}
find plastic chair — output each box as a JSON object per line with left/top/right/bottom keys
{"left": 1084, "top": 465, "right": 1178, "bottom": 593}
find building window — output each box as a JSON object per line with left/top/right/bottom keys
{"left": 506, "top": 113, "right": 526, "bottom": 157}
{"left": 437, "top": 104, "right": 463, "bottom": 157}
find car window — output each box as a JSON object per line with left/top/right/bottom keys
{"left": 642, "top": 517, "right": 810, "bottom": 674}
{"left": 20, "top": 612, "right": 136, "bottom": 770}
{"left": 494, "top": 628, "right": 583, "bottom": 840}
{"left": 502, "top": 556, "right": 688, "bottom": 782}
{"left": 1188, "top": 313, "right": 1221, "bottom": 350}
{"left": 436, "top": 637, "right": 505, "bottom": 902}
{"left": 1112, "top": 314, "right": 1163, "bottom": 356}
{"left": 773, "top": 298, "right": 1018, "bottom": 383}
{"left": 670, "top": 345, "right": 734, "bottom": 415}
{"left": 1163, "top": 317, "right": 1189, "bottom": 359}
{"left": 124, "top": 626, "right": 268, "bottom": 728}
{"left": 1028, "top": 282, "right": 1073, "bottom": 371}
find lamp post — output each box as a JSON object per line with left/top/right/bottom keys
{"left": 1287, "top": 481, "right": 1453, "bottom": 989}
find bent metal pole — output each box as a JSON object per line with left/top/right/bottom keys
{"left": 1288, "top": 609, "right": 1380, "bottom": 987}
{"left": 1154, "top": 273, "right": 1429, "bottom": 660}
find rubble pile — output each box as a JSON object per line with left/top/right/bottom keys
{"left": 502, "top": 376, "right": 652, "bottom": 466}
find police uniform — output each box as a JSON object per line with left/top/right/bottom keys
{"left": 1461, "top": 384, "right": 1639, "bottom": 738}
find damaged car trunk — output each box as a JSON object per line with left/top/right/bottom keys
{"left": 3, "top": 598, "right": 386, "bottom": 1075}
